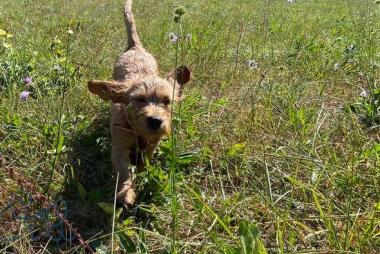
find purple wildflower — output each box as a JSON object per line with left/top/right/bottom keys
{"left": 23, "top": 76, "right": 33, "bottom": 85}
{"left": 19, "top": 91, "right": 30, "bottom": 101}
{"left": 168, "top": 32, "right": 178, "bottom": 43}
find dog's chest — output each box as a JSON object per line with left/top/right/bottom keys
{"left": 129, "top": 136, "right": 146, "bottom": 166}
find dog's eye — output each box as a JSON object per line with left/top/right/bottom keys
{"left": 162, "top": 97, "right": 170, "bottom": 105}
{"left": 136, "top": 97, "right": 146, "bottom": 103}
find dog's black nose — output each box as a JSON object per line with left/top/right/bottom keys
{"left": 147, "top": 116, "right": 162, "bottom": 130}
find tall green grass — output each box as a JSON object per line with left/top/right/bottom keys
{"left": 1, "top": 0, "right": 379, "bottom": 253}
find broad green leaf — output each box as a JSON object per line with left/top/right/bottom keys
{"left": 97, "top": 202, "right": 115, "bottom": 216}
{"left": 56, "top": 134, "right": 65, "bottom": 154}
{"left": 238, "top": 220, "right": 268, "bottom": 254}
{"left": 77, "top": 182, "right": 87, "bottom": 200}
{"left": 177, "top": 151, "right": 198, "bottom": 165}
{"left": 117, "top": 231, "right": 136, "bottom": 253}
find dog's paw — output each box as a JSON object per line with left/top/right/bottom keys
{"left": 124, "top": 187, "right": 136, "bottom": 207}
{"left": 117, "top": 182, "right": 136, "bottom": 208}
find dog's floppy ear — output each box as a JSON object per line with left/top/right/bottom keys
{"left": 167, "top": 65, "right": 191, "bottom": 100}
{"left": 174, "top": 65, "right": 191, "bottom": 85}
{"left": 88, "top": 80, "right": 130, "bottom": 103}
{"left": 167, "top": 65, "right": 191, "bottom": 85}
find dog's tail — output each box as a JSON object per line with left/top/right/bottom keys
{"left": 124, "top": 0, "right": 141, "bottom": 48}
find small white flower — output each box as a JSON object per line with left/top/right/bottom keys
{"left": 360, "top": 89, "right": 369, "bottom": 98}
{"left": 346, "top": 44, "right": 355, "bottom": 53}
{"left": 311, "top": 169, "right": 319, "bottom": 183}
{"left": 3, "top": 42, "right": 12, "bottom": 49}
{"left": 67, "top": 29, "right": 74, "bottom": 35}
{"left": 53, "top": 64, "right": 62, "bottom": 72}
{"left": 287, "top": 0, "right": 294, "bottom": 3}
{"left": 333, "top": 63, "right": 340, "bottom": 71}
{"left": 168, "top": 32, "right": 178, "bottom": 43}
{"left": 247, "top": 59, "right": 258, "bottom": 70}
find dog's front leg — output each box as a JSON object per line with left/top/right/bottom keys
{"left": 112, "top": 144, "right": 136, "bottom": 207}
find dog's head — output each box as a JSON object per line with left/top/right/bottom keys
{"left": 88, "top": 66, "right": 190, "bottom": 138}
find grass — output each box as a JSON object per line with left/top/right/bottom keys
{"left": 1, "top": 0, "right": 379, "bottom": 253}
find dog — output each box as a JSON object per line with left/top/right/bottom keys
{"left": 87, "top": 0, "right": 190, "bottom": 207}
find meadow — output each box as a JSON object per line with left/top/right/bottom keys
{"left": 0, "top": 0, "right": 379, "bottom": 253}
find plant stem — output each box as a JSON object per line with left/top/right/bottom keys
{"left": 44, "top": 31, "right": 71, "bottom": 194}
{"left": 169, "top": 21, "right": 181, "bottom": 254}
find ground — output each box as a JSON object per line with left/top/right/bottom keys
{"left": 0, "top": 0, "right": 379, "bottom": 253}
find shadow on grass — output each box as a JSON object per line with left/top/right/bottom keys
{"left": 62, "top": 111, "right": 170, "bottom": 251}
{"left": 63, "top": 113, "right": 114, "bottom": 246}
